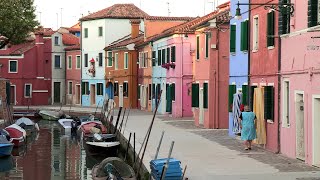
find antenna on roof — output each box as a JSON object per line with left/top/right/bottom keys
{"left": 167, "top": 2, "right": 171, "bottom": 17}
{"left": 60, "top": 8, "right": 63, "bottom": 27}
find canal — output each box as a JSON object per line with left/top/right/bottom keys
{"left": 0, "top": 120, "right": 107, "bottom": 180}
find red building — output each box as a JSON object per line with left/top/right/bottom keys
{"left": 65, "top": 44, "right": 81, "bottom": 105}
{"left": 249, "top": 0, "right": 279, "bottom": 153}
{"left": 0, "top": 31, "right": 53, "bottom": 105}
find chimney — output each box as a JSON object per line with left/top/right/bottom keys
{"left": 130, "top": 19, "right": 141, "bottom": 39}
{"left": 35, "top": 32, "right": 44, "bottom": 44}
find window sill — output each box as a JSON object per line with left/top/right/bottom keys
{"left": 107, "top": 66, "right": 113, "bottom": 68}
{"left": 9, "top": 72, "right": 18, "bottom": 73}
{"left": 54, "top": 67, "right": 62, "bottom": 69}
{"left": 267, "top": 119, "right": 274, "bottom": 124}
{"left": 230, "top": 52, "right": 236, "bottom": 56}
{"left": 252, "top": 49, "right": 259, "bottom": 53}
{"left": 267, "top": 46, "right": 275, "bottom": 50}
{"left": 242, "top": 50, "right": 248, "bottom": 54}
{"left": 54, "top": 45, "right": 60, "bottom": 46}
{"left": 97, "top": 95, "right": 103, "bottom": 96}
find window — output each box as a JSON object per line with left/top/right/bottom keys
{"left": 228, "top": 85, "right": 237, "bottom": 112}
{"left": 152, "top": 84, "right": 155, "bottom": 99}
{"left": 267, "top": 11, "right": 275, "bottom": 47}
{"left": 171, "top": 46, "right": 176, "bottom": 63}
{"left": 114, "top": 82, "right": 119, "bottom": 96}
{"left": 138, "top": 85, "right": 141, "bottom": 99}
{"left": 171, "top": 83, "right": 175, "bottom": 101}
{"left": 192, "top": 83, "right": 199, "bottom": 107}
{"left": 84, "top": 54, "right": 88, "bottom": 67}
{"left": 115, "top": 53, "right": 119, "bottom": 70}
{"left": 84, "top": 28, "right": 88, "bottom": 38}
{"left": 242, "top": 85, "right": 249, "bottom": 105}
{"left": 148, "top": 84, "right": 152, "bottom": 100}
{"left": 308, "top": 0, "right": 319, "bottom": 27}
{"left": 230, "top": 24, "right": 236, "bottom": 53}
{"left": 143, "top": 52, "right": 148, "bottom": 68}
{"left": 97, "top": 83, "right": 103, "bottom": 96}
{"left": 280, "top": 0, "right": 291, "bottom": 34}
{"left": 203, "top": 83, "right": 208, "bottom": 108}
{"left": 68, "top": 56, "right": 72, "bottom": 69}
{"left": 283, "top": 81, "right": 290, "bottom": 127}
{"left": 162, "top": 49, "right": 166, "bottom": 65}
{"left": 82, "top": 82, "right": 89, "bottom": 95}
{"left": 253, "top": 16, "right": 259, "bottom": 51}
{"left": 98, "top": 27, "right": 103, "bottom": 37}
{"left": 240, "top": 20, "right": 249, "bottom": 51}
{"left": 0, "top": 45, "right": 6, "bottom": 50}
{"left": 264, "top": 86, "right": 274, "bottom": 121}
{"left": 24, "top": 84, "right": 32, "bottom": 98}
{"left": 152, "top": 51, "right": 156, "bottom": 66}
{"left": 157, "top": 50, "right": 161, "bottom": 66}
{"left": 156, "top": 84, "right": 161, "bottom": 100}
{"left": 9, "top": 60, "right": 18, "bottom": 73}
{"left": 107, "top": 51, "right": 113, "bottom": 67}
{"left": 124, "top": 52, "right": 129, "bottom": 69}
{"left": 123, "top": 82, "right": 128, "bottom": 97}
{"left": 205, "top": 34, "right": 209, "bottom": 58}
{"left": 196, "top": 36, "right": 200, "bottom": 59}
{"left": 68, "top": 81, "right": 73, "bottom": 94}
{"left": 76, "top": 56, "right": 81, "bottom": 69}
{"left": 54, "top": 55, "right": 61, "bottom": 68}
{"left": 54, "top": 36, "right": 59, "bottom": 45}
{"left": 98, "top": 53, "right": 103, "bottom": 67}
{"left": 166, "top": 48, "right": 170, "bottom": 63}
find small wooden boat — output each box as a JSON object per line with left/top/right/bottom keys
{"left": 86, "top": 133, "right": 116, "bottom": 142}
{"left": 39, "top": 110, "right": 66, "bottom": 121}
{"left": 79, "top": 121, "right": 107, "bottom": 137}
{"left": 5, "top": 124, "right": 26, "bottom": 147}
{"left": 58, "top": 118, "right": 80, "bottom": 135}
{"left": 85, "top": 141, "right": 120, "bottom": 156}
{"left": 15, "top": 117, "right": 37, "bottom": 136}
{"left": 0, "top": 135, "right": 14, "bottom": 157}
{"left": 92, "top": 157, "right": 136, "bottom": 180}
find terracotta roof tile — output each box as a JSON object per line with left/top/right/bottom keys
{"left": 80, "top": 3, "right": 149, "bottom": 21}
{"left": 105, "top": 34, "right": 144, "bottom": 50}
{"left": 65, "top": 44, "right": 80, "bottom": 51}
{"left": 62, "top": 33, "right": 79, "bottom": 46}
{"left": 9, "top": 41, "right": 35, "bottom": 55}
{"left": 145, "top": 16, "right": 195, "bottom": 21}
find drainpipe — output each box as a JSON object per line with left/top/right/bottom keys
{"left": 181, "top": 36, "right": 184, "bottom": 118}
{"left": 215, "top": 28, "right": 220, "bottom": 129}
{"left": 248, "top": 2, "right": 251, "bottom": 110}
{"left": 80, "top": 21, "right": 83, "bottom": 105}
{"left": 277, "top": 25, "right": 282, "bottom": 154}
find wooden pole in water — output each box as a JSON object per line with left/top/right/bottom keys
{"left": 181, "top": 165, "right": 187, "bottom": 180}
{"left": 160, "top": 141, "right": 175, "bottom": 180}
{"left": 113, "top": 107, "right": 123, "bottom": 134}
{"left": 136, "top": 90, "right": 162, "bottom": 176}
{"left": 124, "top": 132, "right": 132, "bottom": 161}
{"left": 154, "top": 131, "right": 165, "bottom": 160}
{"left": 118, "top": 108, "right": 126, "bottom": 132}
{"left": 122, "top": 103, "right": 131, "bottom": 134}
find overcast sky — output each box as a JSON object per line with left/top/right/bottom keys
{"left": 34, "top": 0, "right": 228, "bottom": 29}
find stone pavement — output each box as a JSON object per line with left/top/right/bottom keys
{"left": 14, "top": 106, "right": 320, "bottom": 180}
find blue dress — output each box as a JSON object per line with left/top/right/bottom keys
{"left": 240, "top": 112, "right": 257, "bottom": 141}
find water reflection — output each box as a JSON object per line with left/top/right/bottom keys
{"left": 0, "top": 120, "right": 102, "bottom": 180}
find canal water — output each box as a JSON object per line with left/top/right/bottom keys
{"left": 0, "top": 120, "right": 106, "bottom": 180}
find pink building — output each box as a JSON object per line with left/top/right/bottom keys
{"left": 280, "top": 0, "right": 320, "bottom": 167}
{"left": 192, "top": 3, "right": 230, "bottom": 128}
{"left": 65, "top": 44, "right": 81, "bottom": 105}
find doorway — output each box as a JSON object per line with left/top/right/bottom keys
{"left": 199, "top": 88, "right": 204, "bottom": 125}
{"left": 10, "top": 85, "right": 16, "bottom": 105}
{"left": 90, "top": 84, "right": 96, "bottom": 105}
{"left": 295, "top": 92, "right": 305, "bottom": 161}
{"left": 313, "top": 96, "right": 320, "bottom": 167}
{"left": 53, "top": 82, "right": 61, "bottom": 103}
{"left": 75, "top": 85, "right": 81, "bottom": 104}
{"left": 119, "top": 85, "right": 123, "bottom": 107}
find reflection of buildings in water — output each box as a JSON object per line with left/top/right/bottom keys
{"left": 65, "top": 137, "right": 81, "bottom": 179}
{"left": 51, "top": 124, "right": 66, "bottom": 180}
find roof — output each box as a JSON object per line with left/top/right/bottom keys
{"left": 62, "top": 33, "right": 79, "bottom": 46}
{"left": 145, "top": 16, "right": 196, "bottom": 21}
{"left": 65, "top": 44, "right": 80, "bottom": 51}
{"left": 80, "top": 3, "right": 149, "bottom": 21}
{"left": 8, "top": 41, "right": 35, "bottom": 55}
{"left": 105, "top": 33, "right": 144, "bottom": 50}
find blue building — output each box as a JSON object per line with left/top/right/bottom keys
{"left": 228, "top": 0, "right": 250, "bottom": 136}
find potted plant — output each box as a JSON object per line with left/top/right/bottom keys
{"left": 161, "top": 63, "right": 170, "bottom": 69}
{"left": 170, "top": 62, "right": 176, "bottom": 69}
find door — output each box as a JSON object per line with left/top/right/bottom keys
{"left": 166, "top": 84, "right": 172, "bottom": 113}
{"left": 296, "top": 93, "right": 305, "bottom": 161}
{"left": 90, "top": 84, "right": 96, "bottom": 105}
{"left": 199, "top": 88, "right": 204, "bottom": 125}
{"left": 119, "top": 85, "right": 123, "bottom": 107}
{"left": 54, "top": 82, "right": 61, "bottom": 103}
{"left": 75, "top": 85, "right": 80, "bottom": 104}
{"left": 10, "top": 86, "right": 15, "bottom": 105}
{"left": 313, "top": 97, "right": 320, "bottom": 167}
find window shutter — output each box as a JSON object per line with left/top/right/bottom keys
{"left": 152, "top": 84, "right": 155, "bottom": 99}
{"left": 158, "top": 50, "right": 161, "bottom": 66}
{"left": 162, "top": 49, "right": 166, "bottom": 65}
{"left": 242, "top": 85, "right": 248, "bottom": 105}
{"left": 249, "top": 85, "right": 257, "bottom": 112}
{"left": 171, "top": 83, "right": 175, "bottom": 101}
{"left": 192, "top": 84, "right": 199, "bottom": 107}
{"left": 240, "top": 21, "right": 248, "bottom": 51}
{"left": 308, "top": 0, "right": 318, "bottom": 27}
{"left": 228, "top": 85, "right": 237, "bottom": 112}
{"left": 167, "top": 48, "right": 170, "bottom": 63}
{"left": 152, "top": 51, "right": 156, "bottom": 66}
{"left": 203, "top": 83, "right": 208, "bottom": 108}
{"left": 166, "top": 84, "right": 169, "bottom": 100}
{"left": 148, "top": 84, "right": 152, "bottom": 100}
{"left": 6, "top": 82, "right": 10, "bottom": 105}
{"left": 267, "top": 11, "right": 275, "bottom": 47}
{"left": 138, "top": 85, "right": 140, "bottom": 99}
{"left": 171, "top": 46, "right": 176, "bottom": 62}
{"left": 230, "top": 25, "right": 236, "bottom": 53}
{"left": 166, "top": 84, "right": 171, "bottom": 112}
{"left": 81, "top": 82, "right": 85, "bottom": 95}
{"left": 205, "top": 34, "right": 209, "bottom": 58}
{"left": 264, "top": 86, "right": 274, "bottom": 120}
{"left": 86, "top": 83, "right": 89, "bottom": 95}
{"left": 196, "top": 36, "right": 200, "bottom": 59}
{"left": 279, "top": 0, "right": 290, "bottom": 35}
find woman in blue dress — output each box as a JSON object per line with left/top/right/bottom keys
{"left": 239, "top": 105, "right": 257, "bottom": 150}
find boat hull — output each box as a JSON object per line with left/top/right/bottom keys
{"left": 85, "top": 142, "right": 119, "bottom": 156}
{"left": 0, "top": 144, "right": 13, "bottom": 157}
{"left": 39, "top": 113, "right": 59, "bottom": 121}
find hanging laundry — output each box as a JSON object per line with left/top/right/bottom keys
{"left": 232, "top": 93, "right": 242, "bottom": 135}
{"left": 253, "top": 88, "right": 267, "bottom": 145}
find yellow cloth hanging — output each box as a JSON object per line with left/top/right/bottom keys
{"left": 253, "top": 88, "right": 267, "bottom": 145}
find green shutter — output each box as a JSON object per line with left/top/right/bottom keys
{"left": 240, "top": 21, "right": 248, "bottom": 51}
{"left": 242, "top": 85, "right": 248, "bottom": 105}
{"left": 192, "top": 84, "right": 199, "bottom": 107}
{"left": 228, "top": 85, "right": 237, "bottom": 112}
{"left": 166, "top": 84, "right": 172, "bottom": 112}
{"left": 249, "top": 85, "right": 257, "bottom": 111}
{"left": 158, "top": 50, "right": 161, "bottom": 66}
{"left": 152, "top": 51, "right": 156, "bottom": 66}
{"left": 162, "top": 49, "right": 166, "bottom": 65}
{"left": 205, "top": 34, "right": 209, "bottom": 58}
{"left": 267, "top": 11, "right": 275, "bottom": 47}
{"left": 203, "top": 83, "right": 208, "bottom": 108}
{"left": 81, "top": 82, "right": 85, "bottom": 95}
{"left": 264, "top": 86, "right": 274, "bottom": 120}
{"left": 171, "top": 83, "right": 175, "bottom": 101}
{"left": 230, "top": 25, "right": 236, "bottom": 53}
{"left": 152, "top": 84, "right": 155, "bottom": 99}
{"left": 171, "top": 46, "right": 176, "bottom": 62}
{"left": 167, "top": 48, "right": 170, "bottom": 63}
{"left": 138, "top": 85, "right": 140, "bottom": 99}
{"left": 308, "top": 0, "right": 318, "bottom": 27}
{"left": 196, "top": 36, "right": 200, "bottom": 59}
{"left": 6, "top": 82, "right": 10, "bottom": 105}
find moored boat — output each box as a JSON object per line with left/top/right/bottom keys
{"left": 79, "top": 121, "right": 107, "bottom": 137}
{"left": 5, "top": 124, "right": 26, "bottom": 147}
{"left": 39, "top": 110, "right": 66, "bottom": 121}
{"left": 85, "top": 141, "right": 120, "bottom": 156}
{"left": 15, "top": 117, "right": 36, "bottom": 136}
{"left": 0, "top": 135, "right": 14, "bottom": 157}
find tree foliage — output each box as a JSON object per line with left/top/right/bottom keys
{"left": 0, "top": 0, "right": 39, "bottom": 48}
